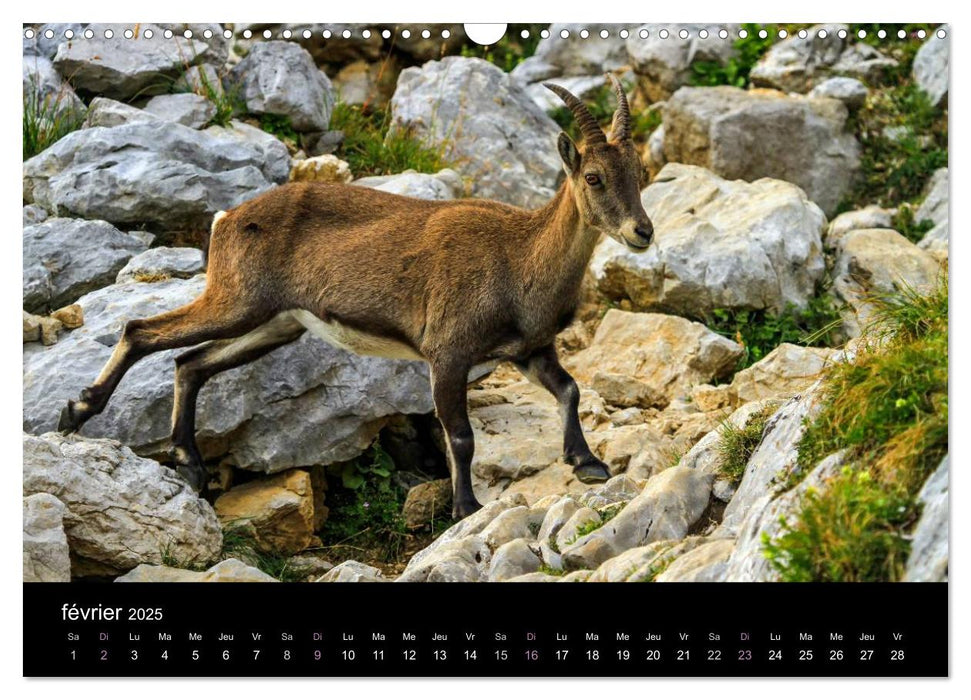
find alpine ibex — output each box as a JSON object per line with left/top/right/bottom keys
{"left": 58, "top": 74, "right": 653, "bottom": 519}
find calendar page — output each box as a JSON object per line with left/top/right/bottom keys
{"left": 22, "top": 21, "right": 949, "bottom": 678}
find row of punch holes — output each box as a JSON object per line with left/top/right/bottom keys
{"left": 24, "top": 26, "right": 947, "bottom": 42}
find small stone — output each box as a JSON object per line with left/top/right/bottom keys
{"left": 809, "top": 77, "right": 868, "bottom": 109}
{"left": 50, "top": 304, "right": 83, "bottom": 329}
{"left": 289, "top": 155, "right": 354, "bottom": 183}
{"left": 317, "top": 560, "right": 388, "bottom": 583}
{"left": 402, "top": 478, "right": 452, "bottom": 530}
{"left": 115, "top": 247, "right": 206, "bottom": 284}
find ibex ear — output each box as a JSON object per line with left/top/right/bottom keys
{"left": 557, "top": 132, "right": 581, "bottom": 175}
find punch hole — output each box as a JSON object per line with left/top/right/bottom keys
{"left": 381, "top": 29, "right": 391, "bottom": 39}
{"left": 243, "top": 29, "right": 252, "bottom": 39}
{"left": 45, "top": 29, "right": 54, "bottom": 39}
{"left": 937, "top": 29, "right": 947, "bottom": 39}
{"left": 144, "top": 29, "right": 153, "bottom": 39}
{"left": 699, "top": 29, "right": 709, "bottom": 39}
{"left": 362, "top": 29, "right": 372, "bottom": 39}
{"left": 441, "top": 29, "right": 451, "bottom": 38}
{"left": 679, "top": 29, "right": 689, "bottom": 39}
{"left": 465, "top": 24, "right": 507, "bottom": 45}
{"left": 718, "top": 29, "right": 728, "bottom": 39}
{"left": 184, "top": 30, "right": 193, "bottom": 39}
{"left": 204, "top": 29, "right": 213, "bottom": 39}
{"left": 738, "top": 28, "right": 748, "bottom": 39}
{"left": 84, "top": 28, "right": 94, "bottom": 39}
{"left": 659, "top": 29, "right": 669, "bottom": 39}
{"left": 638, "top": 28, "right": 648, "bottom": 39}
{"left": 125, "top": 29, "right": 134, "bottom": 39}
{"left": 619, "top": 29, "right": 629, "bottom": 39}
{"left": 104, "top": 29, "right": 114, "bottom": 39}
{"left": 303, "top": 29, "right": 312, "bottom": 39}
{"left": 779, "top": 29, "right": 788, "bottom": 39}
{"left": 283, "top": 29, "right": 292, "bottom": 39}
{"left": 580, "top": 29, "right": 589, "bottom": 39}
{"left": 343, "top": 29, "right": 352, "bottom": 39}
{"left": 600, "top": 29, "right": 609, "bottom": 39}
{"left": 421, "top": 29, "right": 430, "bottom": 39}
{"left": 224, "top": 29, "right": 233, "bottom": 39}
{"left": 24, "top": 28, "right": 34, "bottom": 39}
{"left": 164, "top": 29, "right": 173, "bottom": 39}
{"left": 798, "top": 29, "right": 808, "bottom": 39}
{"left": 560, "top": 29, "right": 570, "bottom": 39}
{"left": 836, "top": 29, "right": 846, "bottom": 39}
{"left": 917, "top": 29, "right": 926, "bottom": 39}
{"left": 263, "top": 29, "right": 272, "bottom": 39}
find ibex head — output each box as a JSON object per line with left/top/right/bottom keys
{"left": 545, "top": 74, "right": 654, "bottom": 252}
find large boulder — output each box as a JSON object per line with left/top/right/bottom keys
{"left": 750, "top": 24, "right": 897, "bottom": 93}
{"left": 115, "top": 246, "right": 206, "bottom": 284}
{"left": 591, "top": 163, "right": 827, "bottom": 316}
{"left": 730, "top": 343, "right": 839, "bottom": 404}
{"left": 143, "top": 93, "right": 217, "bottom": 129}
{"left": 23, "top": 493, "right": 71, "bottom": 582}
{"left": 832, "top": 228, "right": 941, "bottom": 337}
{"left": 626, "top": 24, "right": 739, "bottom": 102}
{"left": 23, "top": 120, "right": 289, "bottom": 234}
{"left": 22, "top": 276, "right": 433, "bottom": 473}
{"left": 23, "top": 218, "right": 147, "bottom": 314}
{"left": 567, "top": 310, "right": 743, "bottom": 409}
{"left": 389, "top": 57, "right": 562, "bottom": 209}
{"left": 662, "top": 86, "right": 859, "bottom": 215}
{"left": 52, "top": 24, "right": 211, "bottom": 101}
{"left": 230, "top": 41, "right": 335, "bottom": 132}
{"left": 214, "top": 470, "right": 316, "bottom": 555}
{"left": 22, "top": 433, "right": 223, "bottom": 576}
{"left": 913, "top": 27, "right": 949, "bottom": 107}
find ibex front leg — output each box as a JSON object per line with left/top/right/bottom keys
{"left": 429, "top": 360, "right": 483, "bottom": 519}
{"left": 517, "top": 344, "right": 611, "bottom": 483}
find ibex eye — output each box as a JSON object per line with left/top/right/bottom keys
{"left": 585, "top": 174, "right": 601, "bottom": 186}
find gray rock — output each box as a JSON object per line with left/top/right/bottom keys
{"left": 390, "top": 57, "right": 561, "bottom": 209}
{"left": 144, "top": 93, "right": 217, "bottom": 129}
{"left": 724, "top": 451, "right": 846, "bottom": 581}
{"left": 22, "top": 433, "right": 222, "bottom": 576}
{"left": 913, "top": 27, "right": 949, "bottom": 107}
{"left": 203, "top": 120, "right": 291, "bottom": 185}
{"left": 24, "top": 23, "right": 83, "bottom": 60}
{"left": 677, "top": 400, "right": 780, "bottom": 480}
{"left": 23, "top": 493, "right": 71, "bottom": 582}
{"left": 317, "top": 560, "right": 387, "bottom": 582}
{"left": 479, "top": 506, "right": 532, "bottom": 550}
{"left": 904, "top": 456, "right": 948, "bottom": 582}
{"left": 116, "top": 247, "right": 206, "bottom": 283}
{"left": 537, "top": 495, "right": 582, "bottom": 544}
{"left": 526, "top": 75, "right": 608, "bottom": 114}
{"left": 751, "top": 24, "right": 896, "bottom": 93}
{"left": 83, "top": 97, "right": 160, "bottom": 129}
{"left": 24, "top": 120, "right": 288, "bottom": 233}
{"left": 23, "top": 218, "right": 148, "bottom": 313}
{"left": 512, "top": 24, "right": 628, "bottom": 81}
{"left": 662, "top": 86, "right": 859, "bottom": 215}
{"left": 52, "top": 24, "right": 211, "bottom": 100}
{"left": 397, "top": 536, "right": 491, "bottom": 582}
{"left": 656, "top": 538, "right": 735, "bottom": 582}
{"left": 22, "top": 276, "right": 434, "bottom": 473}
{"left": 626, "top": 24, "right": 739, "bottom": 102}
{"left": 832, "top": 228, "right": 941, "bottom": 337}
{"left": 592, "top": 163, "right": 827, "bottom": 316}
{"left": 117, "top": 558, "right": 278, "bottom": 582}
{"left": 809, "top": 77, "right": 868, "bottom": 109}
{"left": 23, "top": 54, "right": 86, "bottom": 125}
{"left": 730, "top": 344, "right": 839, "bottom": 404}
{"left": 919, "top": 220, "right": 949, "bottom": 263}
{"left": 916, "top": 168, "right": 948, "bottom": 227}
{"left": 354, "top": 169, "right": 462, "bottom": 201}
{"left": 488, "top": 538, "right": 543, "bottom": 581}
{"left": 231, "top": 41, "right": 335, "bottom": 132}
{"left": 718, "top": 387, "right": 827, "bottom": 536}
{"left": 23, "top": 204, "right": 48, "bottom": 226}
{"left": 586, "top": 541, "right": 678, "bottom": 582}
{"left": 826, "top": 205, "right": 896, "bottom": 245}
{"left": 555, "top": 507, "right": 602, "bottom": 552}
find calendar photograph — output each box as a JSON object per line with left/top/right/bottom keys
{"left": 22, "top": 20, "right": 949, "bottom": 677}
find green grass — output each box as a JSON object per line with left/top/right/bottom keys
{"left": 563, "top": 503, "right": 625, "bottom": 546}
{"left": 763, "top": 274, "right": 948, "bottom": 582}
{"left": 317, "top": 440, "right": 409, "bottom": 563}
{"left": 538, "top": 564, "right": 566, "bottom": 577}
{"left": 23, "top": 76, "right": 85, "bottom": 160}
{"left": 329, "top": 102, "right": 451, "bottom": 177}
{"left": 183, "top": 68, "right": 243, "bottom": 128}
{"left": 891, "top": 204, "right": 936, "bottom": 245}
{"left": 219, "top": 524, "right": 310, "bottom": 582}
{"left": 716, "top": 406, "right": 775, "bottom": 485}
{"left": 259, "top": 113, "right": 299, "bottom": 145}
{"left": 706, "top": 292, "right": 846, "bottom": 371}
{"left": 690, "top": 23, "right": 775, "bottom": 89}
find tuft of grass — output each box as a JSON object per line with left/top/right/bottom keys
{"left": 330, "top": 102, "right": 451, "bottom": 177}
{"left": 219, "top": 523, "right": 309, "bottom": 582}
{"left": 707, "top": 291, "right": 846, "bottom": 371}
{"left": 890, "top": 205, "right": 936, "bottom": 245}
{"left": 23, "top": 75, "right": 85, "bottom": 160}
{"left": 689, "top": 23, "right": 775, "bottom": 88}
{"left": 563, "top": 503, "right": 625, "bottom": 546}
{"left": 259, "top": 113, "right": 299, "bottom": 146}
{"left": 765, "top": 273, "right": 948, "bottom": 581}
{"left": 716, "top": 406, "right": 775, "bottom": 485}
{"left": 538, "top": 564, "right": 566, "bottom": 577}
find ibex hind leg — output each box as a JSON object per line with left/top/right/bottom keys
{"left": 58, "top": 296, "right": 271, "bottom": 435}
{"left": 169, "top": 314, "right": 306, "bottom": 492}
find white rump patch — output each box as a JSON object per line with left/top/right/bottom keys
{"left": 211, "top": 210, "right": 228, "bottom": 232}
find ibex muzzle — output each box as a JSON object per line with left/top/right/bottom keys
{"left": 59, "top": 74, "right": 653, "bottom": 521}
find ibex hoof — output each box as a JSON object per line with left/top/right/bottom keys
{"left": 573, "top": 459, "right": 611, "bottom": 484}
{"left": 57, "top": 400, "right": 85, "bottom": 434}
{"left": 452, "top": 498, "right": 483, "bottom": 520}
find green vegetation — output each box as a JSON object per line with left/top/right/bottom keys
{"left": 538, "top": 564, "right": 566, "bottom": 577}
{"left": 634, "top": 547, "right": 677, "bottom": 582}
{"left": 219, "top": 524, "right": 310, "bottom": 582}
{"left": 563, "top": 503, "right": 625, "bottom": 545}
{"left": 188, "top": 71, "right": 243, "bottom": 128}
{"left": 259, "top": 113, "right": 299, "bottom": 145}
{"left": 23, "top": 78, "right": 84, "bottom": 160}
{"left": 891, "top": 205, "right": 936, "bottom": 245}
{"left": 716, "top": 406, "right": 776, "bottom": 485}
{"left": 707, "top": 292, "right": 845, "bottom": 370}
{"left": 763, "top": 274, "right": 948, "bottom": 582}
{"left": 329, "top": 102, "right": 451, "bottom": 177}
{"left": 689, "top": 23, "right": 775, "bottom": 88}
{"left": 318, "top": 440, "right": 409, "bottom": 562}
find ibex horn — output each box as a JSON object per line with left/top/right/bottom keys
{"left": 543, "top": 82, "right": 606, "bottom": 145}
{"left": 606, "top": 73, "right": 631, "bottom": 142}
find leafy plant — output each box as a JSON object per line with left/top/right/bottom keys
{"left": 765, "top": 274, "right": 948, "bottom": 582}
{"left": 23, "top": 75, "right": 85, "bottom": 159}
{"left": 689, "top": 23, "right": 775, "bottom": 88}
{"left": 329, "top": 102, "right": 450, "bottom": 177}
{"left": 706, "top": 292, "right": 845, "bottom": 371}
{"left": 259, "top": 113, "right": 299, "bottom": 144}
{"left": 891, "top": 205, "right": 936, "bottom": 244}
